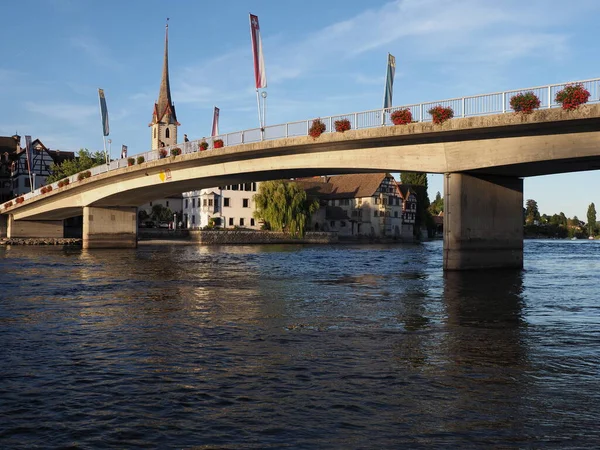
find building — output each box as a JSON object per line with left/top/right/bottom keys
{"left": 294, "top": 173, "right": 417, "bottom": 239}
{"left": 182, "top": 182, "right": 261, "bottom": 229}
{"left": 0, "top": 135, "right": 74, "bottom": 201}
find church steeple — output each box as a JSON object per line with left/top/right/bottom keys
{"left": 150, "top": 19, "right": 179, "bottom": 150}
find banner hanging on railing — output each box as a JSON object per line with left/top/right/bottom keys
{"left": 383, "top": 53, "right": 395, "bottom": 109}
{"left": 212, "top": 107, "right": 220, "bottom": 137}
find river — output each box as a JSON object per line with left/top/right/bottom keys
{"left": 1, "top": 240, "right": 599, "bottom": 448}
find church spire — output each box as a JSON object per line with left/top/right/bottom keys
{"left": 151, "top": 19, "right": 178, "bottom": 125}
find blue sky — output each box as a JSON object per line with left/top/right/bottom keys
{"left": 1, "top": 0, "right": 600, "bottom": 218}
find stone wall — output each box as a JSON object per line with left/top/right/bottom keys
{"left": 189, "top": 230, "right": 338, "bottom": 245}
{"left": 138, "top": 229, "right": 191, "bottom": 239}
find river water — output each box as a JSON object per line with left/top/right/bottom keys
{"left": 0, "top": 240, "right": 599, "bottom": 449}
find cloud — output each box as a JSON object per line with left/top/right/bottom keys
{"left": 24, "top": 102, "right": 97, "bottom": 125}
{"left": 70, "top": 35, "right": 120, "bottom": 69}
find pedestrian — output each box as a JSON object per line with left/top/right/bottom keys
{"left": 184, "top": 134, "right": 189, "bottom": 142}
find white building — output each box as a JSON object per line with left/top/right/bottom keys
{"left": 182, "top": 182, "right": 261, "bottom": 229}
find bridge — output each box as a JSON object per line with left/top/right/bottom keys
{"left": 2, "top": 78, "right": 600, "bottom": 270}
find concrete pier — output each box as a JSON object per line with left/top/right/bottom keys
{"left": 7, "top": 215, "right": 64, "bottom": 239}
{"left": 443, "top": 173, "right": 523, "bottom": 270}
{"left": 83, "top": 206, "right": 137, "bottom": 249}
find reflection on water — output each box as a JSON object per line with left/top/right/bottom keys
{"left": 0, "top": 241, "right": 599, "bottom": 448}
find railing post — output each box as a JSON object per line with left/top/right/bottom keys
{"left": 241, "top": 131, "right": 244, "bottom": 144}
{"left": 548, "top": 85, "right": 552, "bottom": 108}
{"left": 502, "top": 92, "right": 506, "bottom": 113}
{"left": 354, "top": 112, "right": 358, "bottom": 129}
{"left": 420, "top": 104, "right": 423, "bottom": 122}
{"left": 462, "top": 98, "right": 465, "bottom": 118}
{"left": 285, "top": 123, "right": 289, "bottom": 138}
{"left": 307, "top": 120, "right": 310, "bottom": 136}
{"left": 329, "top": 117, "right": 333, "bottom": 133}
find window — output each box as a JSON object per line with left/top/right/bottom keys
{"left": 251, "top": 218, "right": 255, "bottom": 226}
{"left": 185, "top": 199, "right": 188, "bottom": 209}
{"left": 224, "top": 198, "right": 230, "bottom": 207}
{"left": 375, "top": 198, "right": 380, "bottom": 205}
{"left": 240, "top": 218, "right": 245, "bottom": 226}
{"left": 154, "top": 128, "right": 156, "bottom": 138}
{"left": 192, "top": 215, "right": 196, "bottom": 225}
{"left": 166, "top": 201, "right": 169, "bottom": 207}
{"left": 192, "top": 198, "right": 196, "bottom": 208}
{"left": 232, "top": 184, "right": 239, "bottom": 191}
{"left": 165, "top": 128, "right": 170, "bottom": 138}
{"left": 252, "top": 182, "right": 257, "bottom": 191}
{"left": 243, "top": 199, "right": 249, "bottom": 208}
{"left": 244, "top": 183, "right": 252, "bottom": 191}
{"left": 208, "top": 199, "right": 213, "bottom": 207}
{"left": 203, "top": 199, "right": 207, "bottom": 206}
{"left": 229, "top": 218, "right": 234, "bottom": 226}
{"left": 340, "top": 221, "right": 346, "bottom": 227}
{"left": 394, "top": 211, "right": 398, "bottom": 218}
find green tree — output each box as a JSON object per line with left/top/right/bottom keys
{"left": 151, "top": 204, "right": 173, "bottom": 222}
{"left": 253, "top": 180, "right": 319, "bottom": 237}
{"left": 400, "top": 172, "right": 432, "bottom": 237}
{"left": 525, "top": 199, "right": 540, "bottom": 225}
{"left": 46, "top": 149, "right": 106, "bottom": 183}
{"left": 429, "top": 191, "right": 444, "bottom": 215}
{"left": 587, "top": 203, "right": 596, "bottom": 236}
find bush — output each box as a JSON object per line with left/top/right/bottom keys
{"left": 127, "top": 157, "right": 135, "bottom": 166}
{"left": 85, "top": 170, "right": 91, "bottom": 178}
{"left": 555, "top": 83, "right": 590, "bottom": 111}
{"left": 334, "top": 118, "right": 351, "bottom": 132}
{"left": 213, "top": 139, "right": 224, "bottom": 149}
{"left": 391, "top": 108, "right": 413, "bottom": 125}
{"left": 77, "top": 172, "right": 86, "bottom": 181}
{"left": 199, "top": 141, "right": 209, "bottom": 151}
{"left": 170, "top": 147, "right": 182, "bottom": 156}
{"left": 428, "top": 105, "right": 454, "bottom": 124}
{"left": 510, "top": 91, "right": 541, "bottom": 114}
{"left": 137, "top": 156, "right": 145, "bottom": 164}
{"left": 309, "top": 118, "right": 326, "bottom": 138}
{"left": 63, "top": 178, "right": 70, "bottom": 186}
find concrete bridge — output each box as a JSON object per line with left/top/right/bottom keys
{"left": 2, "top": 101, "right": 600, "bottom": 270}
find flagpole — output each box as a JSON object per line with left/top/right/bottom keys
{"left": 256, "top": 89, "right": 262, "bottom": 130}
{"left": 98, "top": 89, "right": 109, "bottom": 165}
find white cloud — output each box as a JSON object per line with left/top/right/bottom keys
{"left": 24, "top": 102, "right": 97, "bottom": 125}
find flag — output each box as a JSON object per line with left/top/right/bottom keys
{"left": 121, "top": 145, "right": 127, "bottom": 159}
{"left": 211, "top": 107, "right": 220, "bottom": 137}
{"left": 249, "top": 14, "right": 267, "bottom": 89}
{"left": 98, "top": 88, "right": 109, "bottom": 136}
{"left": 383, "top": 53, "right": 396, "bottom": 109}
{"left": 25, "top": 135, "right": 33, "bottom": 175}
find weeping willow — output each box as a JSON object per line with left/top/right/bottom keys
{"left": 253, "top": 180, "right": 319, "bottom": 237}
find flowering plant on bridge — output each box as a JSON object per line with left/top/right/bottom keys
{"left": 555, "top": 84, "right": 590, "bottom": 111}
{"left": 309, "top": 118, "right": 326, "bottom": 138}
{"left": 428, "top": 105, "right": 454, "bottom": 124}
{"left": 199, "top": 141, "right": 209, "bottom": 151}
{"left": 213, "top": 139, "right": 224, "bottom": 149}
{"left": 137, "top": 156, "right": 145, "bottom": 165}
{"left": 334, "top": 118, "right": 351, "bottom": 132}
{"left": 15, "top": 196, "right": 24, "bottom": 204}
{"left": 159, "top": 148, "right": 168, "bottom": 158}
{"left": 57, "top": 178, "right": 69, "bottom": 188}
{"left": 127, "top": 157, "right": 135, "bottom": 166}
{"left": 391, "top": 108, "right": 413, "bottom": 125}
{"left": 4, "top": 201, "right": 12, "bottom": 208}
{"left": 41, "top": 185, "right": 53, "bottom": 194}
{"left": 171, "top": 147, "right": 182, "bottom": 157}
{"left": 509, "top": 91, "right": 540, "bottom": 114}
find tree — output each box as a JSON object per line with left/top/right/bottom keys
{"left": 150, "top": 204, "right": 173, "bottom": 222}
{"left": 46, "top": 149, "right": 106, "bottom": 183}
{"left": 587, "top": 203, "right": 596, "bottom": 236}
{"left": 400, "top": 172, "right": 432, "bottom": 237}
{"left": 525, "top": 199, "right": 540, "bottom": 225}
{"left": 429, "top": 191, "right": 444, "bottom": 215}
{"left": 253, "top": 180, "right": 319, "bottom": 237}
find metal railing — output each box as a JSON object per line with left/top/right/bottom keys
{"left": 3, "top": 77, "right": 600, "bottom": 211}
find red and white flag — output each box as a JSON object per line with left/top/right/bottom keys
{"left": 211, "top": 107, "right": 220, "bottom": 137}
{"left": 249, "top": 13, "right": 267, "bottom": 89}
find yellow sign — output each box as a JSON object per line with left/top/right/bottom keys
{"left": 158, "top": 169, "right": 172, "bottom": 182}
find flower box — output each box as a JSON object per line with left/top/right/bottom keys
{"left": 137, "top": 156, "right": 145, "bottom": 165}
{"left": 391, "top": 108, "right": 413, "bottom": 125}
{"left": 213, "top": 139, "right": 224, "bottom": 149}
{"left": 428, "top": 105, "right": 454, "bottom": 124}
{"left": 309, "top": 118, "right": 326, "bottom": 138}
{"left": 334, "top": 118, "right": 351, "bottom": 133}
{"left": 170, "top": 147, "right": 182, "bottom": 156}
{"left": 555, "top": 83, "right": 590, "bottom": 111}
{"left": 509, "top": 91, "right": 541, "bottom": 114}
{"left": 127, "top": 157, "right": 135, "bottom": 166}
{"left": 199, "top": 141, "right": 209, "bottom": 151}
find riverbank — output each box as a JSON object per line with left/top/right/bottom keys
{"left": 0, "top": 238, "right": 82, "bottom": 246}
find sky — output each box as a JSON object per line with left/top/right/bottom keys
{"left": 1, "top": 0, "right": 600, "bottom": 218}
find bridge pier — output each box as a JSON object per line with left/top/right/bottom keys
{"left": 6, "top": 215, "right": 64, "bottom": 239}
{"left": 83, "top": 206, "right": 137, "bottom": 249}
{"left": 0, "top": 214, "right": 6, "bottom": 238}
{"left": 443, "top": 173, "right": 523, "bottom": 271}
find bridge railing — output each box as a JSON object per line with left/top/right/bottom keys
{"left": 2, "top": 77, "right": 600, "bottom": 212}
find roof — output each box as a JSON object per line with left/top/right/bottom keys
{"left": 151, "top": 23, "right": 178, "bottom": 125}
{"left": 397, "top": 184, "right": 417, "bottom": 200}
{"left": 294, "top": 173, "right": 392, "bottom": 199}
{"left": 0, "top": 136, "right": 18, "bottom": 154}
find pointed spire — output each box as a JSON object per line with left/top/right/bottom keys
{"left": 152, "top": 18, "right": 177, "bottom": 125}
